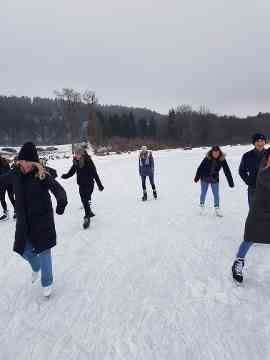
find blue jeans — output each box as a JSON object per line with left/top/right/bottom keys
{"left": 200, "top": 181, "right": 219, "bottom": 207}
{"left": 236, "top": 240, "right": 253, "bottom": 259}
{"left": 141, "top": 175, "right": 156, "bottom": 191}
{"left": 22, "top": 240, "right": 53, "bottom": 287}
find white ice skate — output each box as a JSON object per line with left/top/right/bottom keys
{"left": 31, "top": 270, "right": 40, "bottom": 284}
{"left": 43, "top": 285, "right": 53, "bottom": 298}
{"left": 199, "top": 204, "right": 205, "bottom": 215}
{"left": 215, "top": 207, "right": 223, "bottom": 217}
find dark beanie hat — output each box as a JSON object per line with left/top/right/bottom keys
{"left": 252, "top": 133, "right": 267, "bottom": 144}
{"left": 18, "top": 142, "right": 39, "bottom": 162}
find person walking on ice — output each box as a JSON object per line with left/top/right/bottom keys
{"left": 239, "top": 133, "right": 266, "bottom": 208}
{"left": 232, "top": 149, "right": 270, "bottom": 284}
{"left": 0, "top": 155, "right": 16, "bottom": 221}
{"left": 194, "top": 146, "right": 234, "bottom": 216}
{"left": 139, "top": 146, "right": 157, "bottom": 201}
{"left": 61, "top": 145, "right": 104, "bottom": 229}
{"left": 0, "top": 142, "right": 67, "bottom": 298}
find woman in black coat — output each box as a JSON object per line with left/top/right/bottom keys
{"left": 0, "top": 142, "right": 67, "bottom": 297}
{"left": 61, "top": 146, "right": 104, "bottom": 229}
{"left": 0, "top": 156, "right": 16, "bottom": 221}
{"left": 194, "top": 146, "right": 234, "bottom": 216}
{"left": 232, "top": 149, "right": 270, "bottom": 284}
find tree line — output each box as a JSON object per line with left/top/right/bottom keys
{"left": 0, "top": 91, "right": 270, "bottom": 150}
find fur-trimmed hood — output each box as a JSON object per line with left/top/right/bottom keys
{"left": 206, "top": 150, "right": 226, "bottom": 161}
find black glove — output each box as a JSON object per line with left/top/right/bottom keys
{"left": 194, "top": 178, "right": 199, "bottom": 183}
{"left": 98, "top": 185, "right": 104, "bottom": 191}
{"left": 56, "top": 203, "right": 66, "bottom": 215}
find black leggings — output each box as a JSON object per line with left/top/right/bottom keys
{"left": 79, "top": 185, "right": 94, "bottom": 217}
{"left": 141, "top": 175, "right": 156, "bottom": 191}
{"left": 0, "top": 185, "right": 15, "bottom": 212}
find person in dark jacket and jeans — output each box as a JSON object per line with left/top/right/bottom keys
{"left": 232, "top": 149, "right": 270, "bottom": 283}
{"left": 194, "top": 146, "right": 234, "bottom": 216}
{"left": 139, "top": 146, "right": 157, "bottom": 201}
{"left": 239, "top": 133, "right": 266, "bottom": 207}
{"left": 0, "top": 156, "right": 16, "bottom": 221}
{"left": 61, "top": 146, "right": 104, "bottom": 228}
{"left": 0, "top": 142, "right": 67, "bottom": 297}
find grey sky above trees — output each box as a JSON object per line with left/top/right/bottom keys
{"left": 1, "top": 0, "right": 270, "bottom": 116}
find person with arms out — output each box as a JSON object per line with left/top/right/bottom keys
{"left": 61, "top": 146, "right": 104, "bottom": 229}
{"left": 0, "top": 142, "right": 67, "bottom": 297}
{"left": 239, "top": 133, "right": 266, "bottom": 207}
{"left": 194, "top": 146, "right": 234, "bottom": 217}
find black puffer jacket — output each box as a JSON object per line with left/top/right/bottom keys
{"left": 0, "top": 166, "right": 67, "bottom": 255}
{"left": 62, "top": 153, "right": 104, "bottom": 190}
{"left": 194, "top": 151, "right": 234, "bottom": 187}
{"left": 239, "top": 149, "right": 266, "bottom": 189}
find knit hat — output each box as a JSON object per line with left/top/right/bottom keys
{"left": 18, "top": 142, "right": 39, "bottom": 162}
{"left": 252, "top": 133, "right": 267, "bottom": 144}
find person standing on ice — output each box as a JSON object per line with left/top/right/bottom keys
{"left": 0, "top": 142, "right": 67, "bottom": 298}
{"left": 139, "top": 146, "right": 157, "bottom": 201}
{"left": 61, "top": 146, "right": 104, "bottom": 229}
{"left": 232, "top": 149, "right": 270, "bottom": 284}
{"left": 0, "top": 156, "right": 16, "bottom": 221}
{"left": 194, "top": 146, "right": 234, "bottom": 216}
{"left": 239, "top": 133, "right": 266, "bottom": 208}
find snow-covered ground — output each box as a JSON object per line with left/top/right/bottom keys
{"left": 1, "top": 145, "right": 269, "bottom": 360}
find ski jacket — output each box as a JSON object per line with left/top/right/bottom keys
{"left": 239, "top": 149, "right": 266, "bottom": 189}
{"left": 139, "top": 151, "right": 154, "bottom": 177}
{"left": 194, "top": 152, "right": 234, "bottom": 187}
{"left": 0, "top": 166, "right": 67, "bottom": 255}
{"left": 244, "top": 167, "right": 270, "bottom": 243}
{"left": 62, "top": 153, "right": 104, "bottom": 190}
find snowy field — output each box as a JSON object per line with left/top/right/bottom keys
{"left": 1, "top": 145, "right": 270, "bottom": 360}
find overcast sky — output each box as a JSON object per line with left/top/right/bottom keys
{"left": 1, "top": 0, "right": 270, "bottom": 116}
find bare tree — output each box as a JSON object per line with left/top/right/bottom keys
{"left": 82, "top": 90, "right": 102, "bottom": 147}
{"left": 54, "top": 88, "right": 81, "bottom": 151}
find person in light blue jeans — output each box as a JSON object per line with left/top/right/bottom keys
{"left": 200, "top": 181, "right": 219, "bottom": 208}
{"left": 22, "top": 240, "right": 53, "bottom": 287}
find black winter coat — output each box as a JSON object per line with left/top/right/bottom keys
{"left": 239, "top": 149, "right": 266, "bottom": 189}
{"left": 244, "top": 167, "right": 270, "bottom": 243}
{"left": 0, "top": 167, "right": 67, "bottom": 255}
{"left": 194, "top": 154, "right": 234, "bottom": 187}
{"left": 62, "top": 154, "right": 103, "bottom": 190}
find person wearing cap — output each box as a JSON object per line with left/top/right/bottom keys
{"left": 139, "top": 146, "right": 157, "bottom": 201}
{"left": 61, "top": 146, "right": 104, "bottom": 229}
{"left": 0, "top": 142, "right": 68, "bottom": 298}
{"left": 232, "top": 149, "right": 270, "bottom": 283}
{"left": 239, "top": 133, "right": 267, "bottom": 207}
{"left": 194, "top": 146, "right": 234, "bottom": 216}
{"left": 0, "top": 155, "right": 16, "bottom": 221}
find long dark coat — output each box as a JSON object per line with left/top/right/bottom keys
{"left": 0, "top": 166, "right": 67, "bottom": 255}
{"left": 239, "top": 149, "right": 266, "bottom": 189}
{"left": 244, "top": 167, "right": 270, "bottom": 243}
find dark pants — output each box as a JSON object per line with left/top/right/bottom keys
{"left": 248, "top": 187, "right": 255, "bottom": 208}
{"left": 79, "top": 185, "right": 94, "bottom": 218}
{"left": 0, "top": 185, "right": 15, "bottom": 212}
{"left": 141, "top": 175, "right": 156, "bottom": 192}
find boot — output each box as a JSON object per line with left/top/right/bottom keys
{"left": 232, "top": 258, "right": 244, "bottom": 283}
{"left": 153, "top": 190, "right": 157, "bottom": 199}
{"left": 89, "top": 208, "right": 95, "bottom": 218}
{"left": 142, "top": 191, "right": 147, "bottom": 201}
{"left": 83, "top": 216, "right": 90, "bottom": 229}
{"left": 0, "top": 210, "right": 8, "bottom": 221}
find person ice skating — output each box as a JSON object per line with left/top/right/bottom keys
{"left": 0, "top": 142, "right": 67, "bottom": 297}
{"left": 0, "top": 156, "right": 16, "bottom": 221}
{"left": 232, "top": 149, "right": 270, "bottom": 284}
{"left": 61, "top": 146, "right": 104, "bottom": 229}
{"left": 239, "top": 133, "right": 266, "bottom": 207}
{"left": 194, "top": 146, "right": 234, "bottom": 216}
{"left": 139, "top": 146, "right": 157, "bottom": 201}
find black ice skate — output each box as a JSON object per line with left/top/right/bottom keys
{"left": 83, "top": 216, "right": 90, "bottom": 229}
{"left": 153, "top": 190, "right": 157, "bottom": 199}
{"left": 0, "top": 211, "right": 8, "bottom": 222}
{"left": 142, "top": 191, "right": 147, "bottom": 201}
{"left": 232, "top": 258, "right": 244, "bottom": 284}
